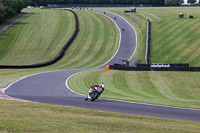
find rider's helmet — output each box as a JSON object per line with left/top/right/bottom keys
{"left": 99, "top": 83, "right": 104, "bottom": 89}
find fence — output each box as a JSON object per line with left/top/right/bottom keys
{"left": 47, "top": 4, "right": 135, "bottom": 8}
{"left": 108, "top": 63, "right": 200, "bottom": 72}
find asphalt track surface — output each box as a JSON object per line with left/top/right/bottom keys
{"left": 4, "top": 10, "right": 200, "bottom": 122}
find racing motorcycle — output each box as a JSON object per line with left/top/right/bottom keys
{"left": 85, "top": 86, "right": 103, "bottom": 101}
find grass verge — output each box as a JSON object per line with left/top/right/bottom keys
{"left": 0, "top": 7, "right": 200, "bottom": 132}
{"left": 0, "top": 100, "right": 200, "bottom": 133}
{"left": 68, "top": 69, "right": 200, "bottom": 109}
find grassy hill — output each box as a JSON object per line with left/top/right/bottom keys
{"left": 0, "top": 7, "right": 200, "bottom": 132}
{"left": 0, "top": 9, "right": 119, "bottom": 68}
{"left": 0, "top": 9, "right": 75, "bottom": 65}
{"left": 46, "top": 10, "right": 119, "bottom": 69}
{"left": 68, "top": 69, "right": 200, "bottom": 109}
{"left": 99, "top": 7, "right": 200, "bottom": 66}
{"left": 1, "top": 100, "right": 200, "bottom": 133}
{"left": 147, "top": 7, "right": 200, "bottom": 66}
{"left": 68, "top": 7, "right": 200, "bottom": 110}
{"left": 0, "top": 8, "right": 119, "bottom": 86}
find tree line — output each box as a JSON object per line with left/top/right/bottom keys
{"left": 187, "top": 0, "right": 198, "bottom": 5}
{"left": 164, "top": 0, "right": 184, "bottom": 6}
{"left": 31, "top": 0, "right": 165, "bottom": 6}
{"left": 51, "top": 0, "right": 165, "bottom": 6}
{"left": 0, "top": 0, "right": 31, "bottom": 21}
{"left": 30, "top": 0, "right": 200, "bottom": 6}
{"left": 0, "top": 0, "right": 199, "bottom": 22}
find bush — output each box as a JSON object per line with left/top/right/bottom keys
{"left": 0, "top": 3, "right": 6, "bottom": 20}
{"left": 0, "top": 0, "right": 31, "bottom": 19}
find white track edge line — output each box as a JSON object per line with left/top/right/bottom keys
{"left": 64, "top": 9, "right": 123, "bottom": 98}
{"left": 65, "top": 72, "right": 86, "bottom": 96}
{"left": 102, "top": 10, "right": 138, "bottom": 61}
{"left": 94, "top": 11, "right": 122, "bottom": 69}
{"left": 2, "top": 69, "right": 72, "bottom": 103}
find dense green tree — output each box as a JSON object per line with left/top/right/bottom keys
{"left": 32, "top": 0, "right": 58, "bottom": 6}
{"left": 0, "top": 0, "right": 31, "bottom": 21}
{"left": 165, "top": 0, "right": 183, "bottom": 6}
{"left": 0, "top": 0, "right": 17, "bottom": 15}
{"left": 0, "top": 3, "right": 6, "bottom": 20}
{"left": 179, "top": 0, "right": 184, "bottom": 5}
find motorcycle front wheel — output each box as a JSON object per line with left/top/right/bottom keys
{"left": 91, "top": 93, "right": 99, "bottom": 101}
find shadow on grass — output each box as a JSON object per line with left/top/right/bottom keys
{"left": 14, "top": 22, "right": 30, "bottom": 25}
{"left": 0, "top": 33, "right": 10, "bottom": 36}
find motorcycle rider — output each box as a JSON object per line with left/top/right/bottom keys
{"left": 91, "top": 83, "right": 104, "bottom": 94}
{"left": 85, "top": 83, "right": 104, "bottom": 101}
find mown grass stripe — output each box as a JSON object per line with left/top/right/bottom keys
{"left": 165, "top": 23, "right": 199, "bottom": 64}
{"left": 78, "top": 14, "right": 105, "bottom": 68}
{"left": 152, "top": 20, "right": 188, "bottom": 58}
{"left": 128, "top": 72, "right": 155, "bottom": 98}
{"left": 74, "top": 13, "right": 104, "bottom": 68}
{"left": 69, "top": 69, "right": 200, "bottom": 109}
{"left": 75, "top": 12, "right": 119, "bottom": 68}
{"left": 148, "top": 8, "right": 200, "bottom": 66}
{"left": 137, "top": 72, "right": 166, "bottom": 98}
{"left": 112, "top": 71, "right": 135, "bottom": 97}
{"left": 138, "top": 12, "right": 161, "bottom": 22}
{"left": 50, "top": 11, "right": 87, "bottom": 67}
{"left": 152, "top": 19, "right": 199, "bottom": 64}
{"left": 47, "top": 10, "right": 118, "bottom": 69}
{"left": 179, "top": 41, "right": 199, "bottom": 63}
{"left": 0, "top": 9, "right": 75, "bottom": 65}
{"left": 125, "top": 72, "right": 150, "bottom": 98}
{"left": 68, "top": 12, "right": 96, "bottom": 67}
{"left": 150, "top": 72, "right": 180, "bottom": 100}
{"left": 61, "top": 11, "right": 98, "bottom": 68}
{"left": 98, "top": 70, "right": 128, "bottom": 98}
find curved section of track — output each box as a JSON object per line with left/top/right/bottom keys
{"left": 4, "top": 10, "right": 200, "bottom": 122}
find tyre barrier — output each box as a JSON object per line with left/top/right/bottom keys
{"left": 107, "top": 63, "right": 200, "bottom": 72}
{"left": 145, "top": 19, "right": 151, "bottom": 64}
{"left": 0, "top": 9, "right": 79, "bottom": 69}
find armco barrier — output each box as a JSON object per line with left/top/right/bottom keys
{"left": 107, "top": 63, "right": 200, "bottom": 72}
{"left": 0, "top": 9, "right": 79, "bottom": 69}
{"left": 145, "top": 19, "right": 151, "bottom": 64}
